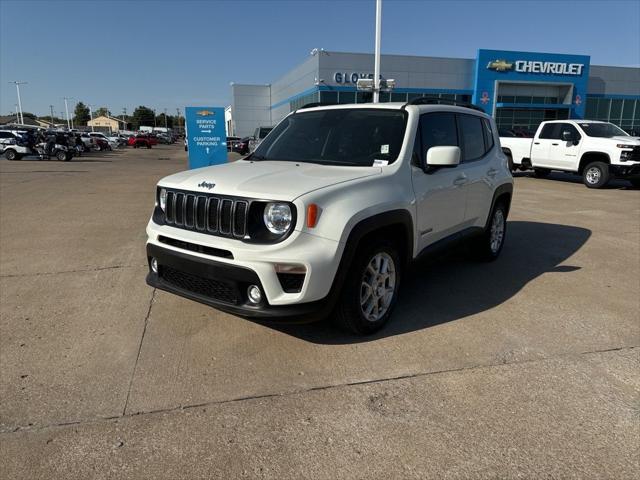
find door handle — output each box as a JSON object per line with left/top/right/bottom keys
{"left": 453, "top": 175, "right": 468, "bottom": 186}
{"left": 487, "top": 168, "right": 498, "bottom": 177}
{"left": 551, "top": 143, "right": 559, "bottom": 146}
{"left": 534, "top": 142, "right": 540, "bottom": 145}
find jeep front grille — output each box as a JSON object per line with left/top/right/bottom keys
{"left": 164, "top": 190, "right": 248, "bottom": 239}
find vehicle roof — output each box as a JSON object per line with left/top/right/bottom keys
{"left": 543, "top": 119, "right": 608, "bottom": 124}
{"left": 296, "top": 102, "right": 489, "bottom": 117}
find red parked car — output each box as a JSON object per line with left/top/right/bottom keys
{"left": 128, "top": 135, "right": 152, "bottom": 149}
{"left": 147, "top": 134, "right": 159, "bottom": 146}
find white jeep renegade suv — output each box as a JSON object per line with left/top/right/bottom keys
{"left": 146, "top": 100, "right": 513, "bottom": 334}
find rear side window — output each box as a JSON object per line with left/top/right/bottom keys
{"left": 539, "top": 124, "right": 562, "bottom": 139}
{"left": 419, "top": 112, "right": 458, "bottom": 156}
{"left": 458, "top": 115, "right": 485, "bottom": 162}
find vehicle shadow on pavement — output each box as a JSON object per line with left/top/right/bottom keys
{"left": 513, "top": 171, "right": 636, "bottom": 189}
{"left": 266, "top": 221, "right": 591, "bottom": 344}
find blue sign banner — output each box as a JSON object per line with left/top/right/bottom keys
{"left": 473, "top": 49, "right": 591, "bottom": 119}
{"left": 185, "top": 107, "right": 227, "bottom": 169}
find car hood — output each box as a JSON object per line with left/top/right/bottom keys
{"left": 158, "top": 160, "right": 382, "bottom": 200}
{"left": 609, "top": 136, "right": 640, "bottom": 145}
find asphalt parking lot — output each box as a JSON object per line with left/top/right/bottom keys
{"left": 1, "top": 145, "right": 638, "bottom": 479}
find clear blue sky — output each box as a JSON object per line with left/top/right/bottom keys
{"left": 1, "top": 0, "right": 638, "bottom": 117}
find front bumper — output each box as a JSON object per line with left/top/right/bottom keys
{"left": 146, "top": 244, "right": 332, "bottom": 320}
{"left": 610, "top": 162, "right": 640, "bottom": 178}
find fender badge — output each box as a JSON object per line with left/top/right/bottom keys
{"left": 198, "top": 181, "right": 215, "bottom": 190}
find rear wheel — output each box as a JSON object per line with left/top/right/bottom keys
{"left": 473, "top": 202, "right": 507, "bottom": 262}
{"left": 334, "top": 240, "right": 402, "bottom": 335}
{"left": 56, "top": 150, "right": 67, "bottom": 161}
{"left": 582, "top": 161, "right": 609, "bottom": 189}
{"left": 505, "top": 153, "right": 514, "bottom": 172}
{"left": 533, "top": 168, "right": 550, "bottom": 178}
{"left": 5, "top": 149, "right": 18, "bottom": 160}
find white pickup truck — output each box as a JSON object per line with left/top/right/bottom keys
{"left": 501, "top": 120, "right": 640, "bottom": 188}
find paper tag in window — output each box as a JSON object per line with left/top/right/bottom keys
{"left": 380, "top": 144, "right": 389, "bottom": 154}
{"left": 373, "top": 159, "right": 389, "bottom": 166}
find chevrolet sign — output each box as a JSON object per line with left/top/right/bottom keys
{"left": 488, "top": 59, "right": 585, "bottom": 76}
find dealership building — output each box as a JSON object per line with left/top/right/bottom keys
{"left": 229, "top": 49, "right": 640, "bottom": 138}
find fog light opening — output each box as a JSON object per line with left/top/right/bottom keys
{"left": 150, "top": 257, "right": 159, "bottom": 274}
{"left": 247, "top": 285, "right": 262, "bottom": 304}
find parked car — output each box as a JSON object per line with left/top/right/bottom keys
{"left": 226, "top": 136, "right": 241, "bottom": 152}
{"left": 500, "top": 120, "right": 640, "bottom": 188}
{"left": 128, "top": 134, "right": 152, "bottom": 148}
{"left": 233, "top": 136, "right": 252, "bottom": 155}
{"left": 248, "top": 126, "right": 273, "bottom": 152}
{"left": 0, "top": 130, "right": 31, "bottom": 160}
{"left": 88, "top": 132, "right": 119, "bottom": 149}
{"left": 145, "top": 100, "right": 513, "bottom": 334}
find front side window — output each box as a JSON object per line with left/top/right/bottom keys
{"left": 458, "top": 114, "right": 485, "bottom": 162}
{"left": 252, "top": 108, "right": 408, "bottom": 166}
{"left": 578, "top": 122, "right": 629, "bottom": 138}
{"left": 419, "top": 112, "right": 458, "bottom": 156}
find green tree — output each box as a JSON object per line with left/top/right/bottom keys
{"left": 131, "top": 106, "right": 155, "bottom": 129}
{"left": 155, "top": 113, "right": 174, "bottom": 129}
{"left": 95, "top": 107, "right": 111, "bottom": 117}
{"left": 74, "top": 102, "right": 90, "bottom": 126}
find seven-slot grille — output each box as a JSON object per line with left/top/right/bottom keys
{"left": 164, "top": 190, "right": 248, "bottom": 239}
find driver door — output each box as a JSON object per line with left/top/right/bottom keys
{"left": 411, "top": 112, "right": 467, "bottom": 252}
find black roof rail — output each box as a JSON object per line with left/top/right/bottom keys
{"left": 406, "top": 97, "right": 485, "bottom": 113}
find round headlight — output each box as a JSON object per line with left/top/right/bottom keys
{"left": 263, "top": 203, "right": 292, "bottom": 235}
{"left": 159, "top": 188, "right": 167, "bottom": 211}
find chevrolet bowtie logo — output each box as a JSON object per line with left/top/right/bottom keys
{"left": 487, "top": 59, "right": 514, "bottom": 72}
{"left": 196, "top": 110, "right": 215, "bottom": 116}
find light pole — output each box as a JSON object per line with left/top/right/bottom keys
{"left": 164, "top": 108, "right": 168, "bottom": 128}
{"left": 49, "top": 105, "right": 55, "bottom": 126}
{"left": 373, "top": 0, "right": 382, "bottom": 103}
{"left": 122, "top": 107, "right": 127, "bottom": 131}
{"left": 153, "top": 109, "right": 157, "bottom": 128}
{"left": 88, "top": 104, "right": 94, "bottom": 132}
{"left": 15, "top": 104, "right": 19, "bottom": 122}
{"left": 176, "top": 108, "right": 180, "bottom": 130}
{"left": 9, "top": 81, "right": 27, "bottom": 124}
{"left": 63, "top": 97, "right": 73, "bottom": 129}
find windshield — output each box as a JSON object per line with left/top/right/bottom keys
{"left": 252, "top": 108, "right": 408, "bottom": 166}
{"left": 578, "top": 122, "right": 629, "bottom": 138}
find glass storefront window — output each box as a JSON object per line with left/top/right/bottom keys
{"left": 320, "top": 91, "right": 338, "bottom": 104}
{"left": 338, "top": 91, "right": 355, "bottom": 104}
{"left": 391, "top": 93, "right": 407, "bottom": 102}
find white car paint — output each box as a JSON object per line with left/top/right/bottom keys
{"left": 501, "top": 120, "right": 640, "bottom": 186}
{"left": 146, "top": 103, "right": 512, "bottom": 307}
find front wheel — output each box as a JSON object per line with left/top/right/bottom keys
{"left": 5, "top": 149, "right": 18, "bottom": 160}
{"left": 56, "top": 150, "right": 67, "bottom": 161}
{"left": 334, "top": 241, "right": 402, "bottom": 335}
{"left": 473, "top": 202, "right": 507, "bottom": 262}
{"left": 583, "top": 162, "right": 610, "bottom": 188}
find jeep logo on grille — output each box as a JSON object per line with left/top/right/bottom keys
{"left": 198, "top": 181, "right": 215, "bottom": 190}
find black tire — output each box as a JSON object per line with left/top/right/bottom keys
{"left": 506, "top": 153, "right": 514, "bottom": 172}
{"left": 5, "top": 149, "right": 18, "bottom": 161}
{"left": 582, "top": 161, "right": 610, "bottom": 189}
{"left": 56, "top": 151, "right": 67, "bottom": 161}
{"left": 629, "top": 178, "right": 640, "bottom": 188}
{"left": 334, "top": 240, "right": 402, "bottom": 335}
{"left": 473, "top": 202, "right": 508, "bottom": 262}
{"left": 146, "top": 143, "right": 152, "bottom": 149}
{"left": 533, "top": 168, "right": 550, "bottom": 178}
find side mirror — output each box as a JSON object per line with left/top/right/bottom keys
{"left": 425, "top": 146, "right": 460, "bottom": 171}
{"left": 561, "top": 131, "right": 573, "bottom": 142}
